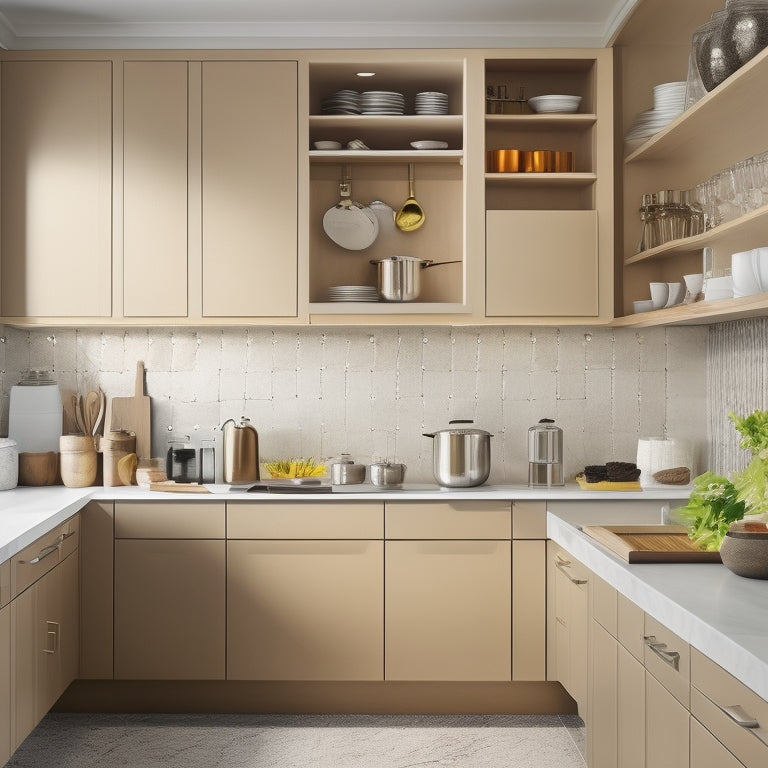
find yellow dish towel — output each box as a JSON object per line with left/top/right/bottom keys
{"left": 576, "top": 474, "right": 642, "bottom": 491}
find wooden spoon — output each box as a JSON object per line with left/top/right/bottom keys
{"left": 84, "top": 390, "right": 100, "bottom": 436}
{"left": 73, "top": 395, "right": 86, "bottom": 435}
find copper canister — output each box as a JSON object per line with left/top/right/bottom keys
{"left": 554, "top": 151, "right": 575, "bottom": 172}
{"left": 221, "top": 416, "right": 260, "bottom": 483}
{"left": 532, "top": 150, "right": 555, "bottom": 172}
{"left": 520, "top": 150, "right": 535, "bottom": 173}
{"left": 494, "top": 148, "right": 521, "bottom": 173}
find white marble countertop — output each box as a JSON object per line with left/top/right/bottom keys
{"left": 546, "top": 501, "right": 768, "bottom": 702}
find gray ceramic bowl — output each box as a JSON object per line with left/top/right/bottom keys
{"left": 720, "top": 531, "right": 768, "bottom": 579}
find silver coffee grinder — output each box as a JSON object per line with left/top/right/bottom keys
{"left": 528, "top": 418, "right": 564, "bottom": 487}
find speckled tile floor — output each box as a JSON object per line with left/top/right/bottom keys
{"left": 7, "top": 713, "right": 586, "bottom": 767}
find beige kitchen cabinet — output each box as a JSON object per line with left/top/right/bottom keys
{"left": 0, "top": 559, "right": 10, "bottom": 766}
{"left": 227, "top": 501, "right": 383, "bottom": 681}
{"left": 546, "top": 541, "right": 588, "bottom": 714}
{"left": 113, "top": 502, "right": 225, "bottom": 680}
{"left": 645, "top": 671, "right": 690, "bottom": 768}
{"left": 122, "top": 61, "right": 189, "bottom": 317}
{"left": 590, "top": 621, "right": 618, "bottom": 767}
{"left": 691, "top": 648, "right": 768, "bottom": 768}
{"left": 11, "top": 545, "right": 79, "bottom": 750}
{"left": 0, "top": 60, "right": 112, "bottom": 319}
{"left": 201, "top": 60, "right": 298, "bottom": 318}
{"left": 385, "top": 501, "right": 511, "bottom": 681}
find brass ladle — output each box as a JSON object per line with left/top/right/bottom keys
{"left": 395, "top": 163, "right": 426, "bottom": 232}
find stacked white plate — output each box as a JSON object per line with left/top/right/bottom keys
{"left": 327, "top": 285, "right": 379, "bottom": 302}
{"left": 624, "top": 81, "right": 687, "bottom": 152}
{"left": 321, "top": 90, "right": 361, "bottom": 115}
{"left": 415, "top": 91, "right": 449, "bottom": 115}
{"left": 361, "top": 91, "right": 405, "bottom": 115}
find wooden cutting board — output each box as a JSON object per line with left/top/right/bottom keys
{"left": 581, "top": 524, "right": 721, "bottom": 563}
{"left": 109, "top": 361, "right": 151, "bottom": 460}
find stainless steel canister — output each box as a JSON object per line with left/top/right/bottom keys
{"left": 221, "top": 416, "right": 260, "bottom": 483}
{"left": 528, "top": 418, "right": 564, "bottom": 487}
{"left": 423, "top": 420, "right": 493, "bottom": 487}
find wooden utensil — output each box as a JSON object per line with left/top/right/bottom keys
{"left": 395, "top": 163, "right": 426, "bottom": 231}
{"left": 84, "top": 390, "right": 100, "bottom": 436}
{"left": 108, "top": 361, "right": 151, "bottom": 460}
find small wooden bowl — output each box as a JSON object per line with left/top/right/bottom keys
{"left": 18, "top": 452, "right": 59, "bottom": 486}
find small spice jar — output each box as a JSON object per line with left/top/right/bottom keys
{"left": 59, "top": 435, "right": 98, "bottom": 488}
{"left": 100, "top": 430, "right": 137, "bottom": 487}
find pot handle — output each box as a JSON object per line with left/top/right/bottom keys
{"left": 421, "top": 260, "right": 462, "bottom": 269}
{"left": 449, "top": 419, "right": 474, "bottom": 425}
{"left": 422, "top": 432, "right": 435, "bottom": 438}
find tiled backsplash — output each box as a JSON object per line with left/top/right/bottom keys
{"left": 0, "top": 324, "right": 708, "bottom": 484}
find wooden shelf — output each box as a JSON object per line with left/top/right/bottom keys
{"left": 625, "top": 205, "right": 768, "bottom": 265}
{"left": 624, "top": 46, "right": 768, "bottom": 168}
{"left": 485, "top": 172, "right": 596, "bottom": 187}
{"left": 485, "top": 113, "right": 597, "bottom": 129}
{"left": 310, "top": 114, "right": 462, "bottom": 129}
{"left": 309, "top": 302, "right": 470, "bottom": 315}
{"left": 613, "top": 292, "right": 768, "bottom": 327}
{"left": 310, "top": 150, "right": 463, "bottom": 164}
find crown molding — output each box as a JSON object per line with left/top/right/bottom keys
{"left": 0, "top": 11, "right": 17, "bottom": 49}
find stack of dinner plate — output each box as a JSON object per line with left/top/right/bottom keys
{"left": 624, "top": 81, "right": 687, "bottom": 152}
{"left": 415, "top": 91, "right": 449, "bottom": 115}
{"left": 361, "top": 91, "right": 405, "bottom": 115}
{"left": 327, "top": 285, "right": 379, "bottom": 302}
{"left": 321, "top": 90, "right": 362, "bottom": 115}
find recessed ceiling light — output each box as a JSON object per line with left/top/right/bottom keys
{"left": 356, "top": 72, "right": 376, "bottom": 77}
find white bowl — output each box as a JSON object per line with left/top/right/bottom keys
{"left": 527, "top": 95, "right": 582, "bottom": 114}
{"left": 313, "top": 140, "right": 342, "bottom": 150}
{"left": 633, "top": 299, "right": 655, "bottom": 313}
{"left": 704, "top": 275, "right": 734, "bottom": 301}
{"left": 410, "top": 140, "right": 448, "bottom": 150}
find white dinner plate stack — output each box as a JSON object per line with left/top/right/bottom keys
{"left": 415, "top": 91, "right": 449, "bottom": 115}
{"left": 361, "top": 91, "right": 405, "bottom": 115}
{"left": 321, "top": 90, "right": 362, "bottom": 115}
{"left": 624, "top": 80, "right": 687, "bottom": 153}
{"left": 327, "top": 285, "right": 379, "bottom": 302}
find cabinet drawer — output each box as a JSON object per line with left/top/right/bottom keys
{"left": 617, "top": 593, "right": 644, "bottom": 661}
{"left": 11, "top": 515, "right": 79, "bottom": 599}
{"left": 385, "top": 501, "right": 511, "bottom": 539}
{"left": 0, "top": 559, "right": 9, "bottom": 608}
{"left": 114, "top": 502, "right": 225, "bottom": 539}
{"left": 691, "top": 648, "right": 768, "bottom": 768}
{"left": 511, "top": 501, "right": 547, "bottom": 539}
{"left": 691, "top": 717, "right": 747, "bottom": 768}
{"left": 227, "top": 501, "right": 383, "bottom": 539}
{"left": 643, "top": 614, "right": 690, "bottom": 708}
{"left": 591, "top": 574, "right": 617, "bottom": 635}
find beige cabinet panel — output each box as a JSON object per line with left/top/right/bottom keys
{"left": 512, "top": 540, "right": 545, "bottom": 680}
{"left": 617, "top": 645, "right": 645, "bottom": 768}
{"left": 511, "top": 501, "right": 547, "bottom": 539}
{"left": 11, "top": 577, "right": 36, "bottom": 749}
{"left": 691, "top": 717, "right": 746, "bottom": 768}
{"left": 0, "top": 559, "right": 9, "bottom": 608}
{"left": 645, "top": 671, "right": 689, "bottom": 768}
{"left": 589, "top": 621, "right": 618, "bottom": 768}
{"left": 227, "top": 540, "right": 383, "bottom": 681}
{"left": 486, "top": 210, "right": 598, "bottom": 317}
{"left": 227, "top": 501, "right": 383, "bottom": 540}
{"left": 591, "top": 574, "right": 617, "bottom": 635}
{"left": 385, "top": 540, "right": 511, "bottom": 681}
{"left": 1, "top": 60, "right": 112, "bottom": 318}
{"left": 385, "top": 501, "right": 511, "bottom": 539}
{"left": 617, "top": 592, "right": 644, "bottom": 661}
{"left": 123, "top": 61, "right": 188, "bottom": 317}
{"left": 114, "top": 501, "right": 225, "bottom": 539}
{"left": 0, "top": 603, "right": 10, "bottom": 765}
{"left": 114, "top": 539, "right": 225, "bottom": 679}
{"left": 644, "top": 613, "right": 689, "bottom": 708}
{"left": 691, "top": 648, "right": 768, "bottom": 768}
{"left": 79, "top": 501, "right": 114, "bottom": 679}
{"left": 201, "top": 61, "right": 297, "bottom": 317}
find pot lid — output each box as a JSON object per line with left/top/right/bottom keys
{"left": 424, "top": 419, "right": 493, "bottom": 437}
{"left": 370, "top": 254, "right": 426, "bottom": 263}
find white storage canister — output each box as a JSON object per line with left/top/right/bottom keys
{"left": 0, "top": 438, "right": 19, "bottom": 490}
{"left": 8, "top": 370, "right": 63, "bottom": 453}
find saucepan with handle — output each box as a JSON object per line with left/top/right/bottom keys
{"left": 370, "top": 255, "right": 461, "bottom": 302}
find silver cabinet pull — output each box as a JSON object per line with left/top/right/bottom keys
{"left": 19, "top": 530, "right": 75, "bottom": 565}
{"left": 555, "top": 555, "right": 587, "bottom": 585}
{"left": 717, "top": 703, "right": 768, "bottom": 747}
{"left": 643, "top": 634, "right": 680, "bottom": 671}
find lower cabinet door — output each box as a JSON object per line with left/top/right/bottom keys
{"left": 645, "top": 671, "right": 689, "bottom": 768}
{"left": 114, "top": 539, "right": 225, "bottom": 680}
{"left": 385, "top": 540, "right": 511, "bottom": 681}
{"left": 691, "top": 717, "right": 746, "bottom": 768}
{"left": 617, "top": 645, "right": 645, "bottom": 768}
{"left": 0, "top": 602, "right": 10, "bottom": 765}
{"left": 227, "top": 540, "right": 383, "bottom": 681}
{"left": 590, "top": 621, "right": 617, "bottom": 768}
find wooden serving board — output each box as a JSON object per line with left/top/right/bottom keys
{"left": 108, "top": 361, "right": 151, "bottom": 460}
{"left": 581, "top": 524, "right": 721, "bottom": 563}
{"left": 149, "top": 481, "right": 210, "bottom": 494}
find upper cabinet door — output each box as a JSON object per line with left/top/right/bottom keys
{"left": 1, "top": 61, "right": 112, "bottom": 318}
{"left": 201, "top": 61, "right": 298, "bottom": 318}
{"left": 123, "top": 61, "right": 189, "bottom": 317}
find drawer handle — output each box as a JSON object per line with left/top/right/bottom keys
{"left": 643, "top": 635, "right": 680, "bottom": 671}
{"left": 43, "top": 621, "right": 59, "bottom": 655}
{"left": 19, "top": 531, "right": 75, "bottom": 565}
{"left": 555, "top": 556, "right": 587, "bottom": 585}
{"left": 718, "top": 704, "right": 768, "bottom": 747}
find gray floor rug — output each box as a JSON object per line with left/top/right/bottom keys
{"left": 7, "top": 713, "right": 586, "bottom": 767}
